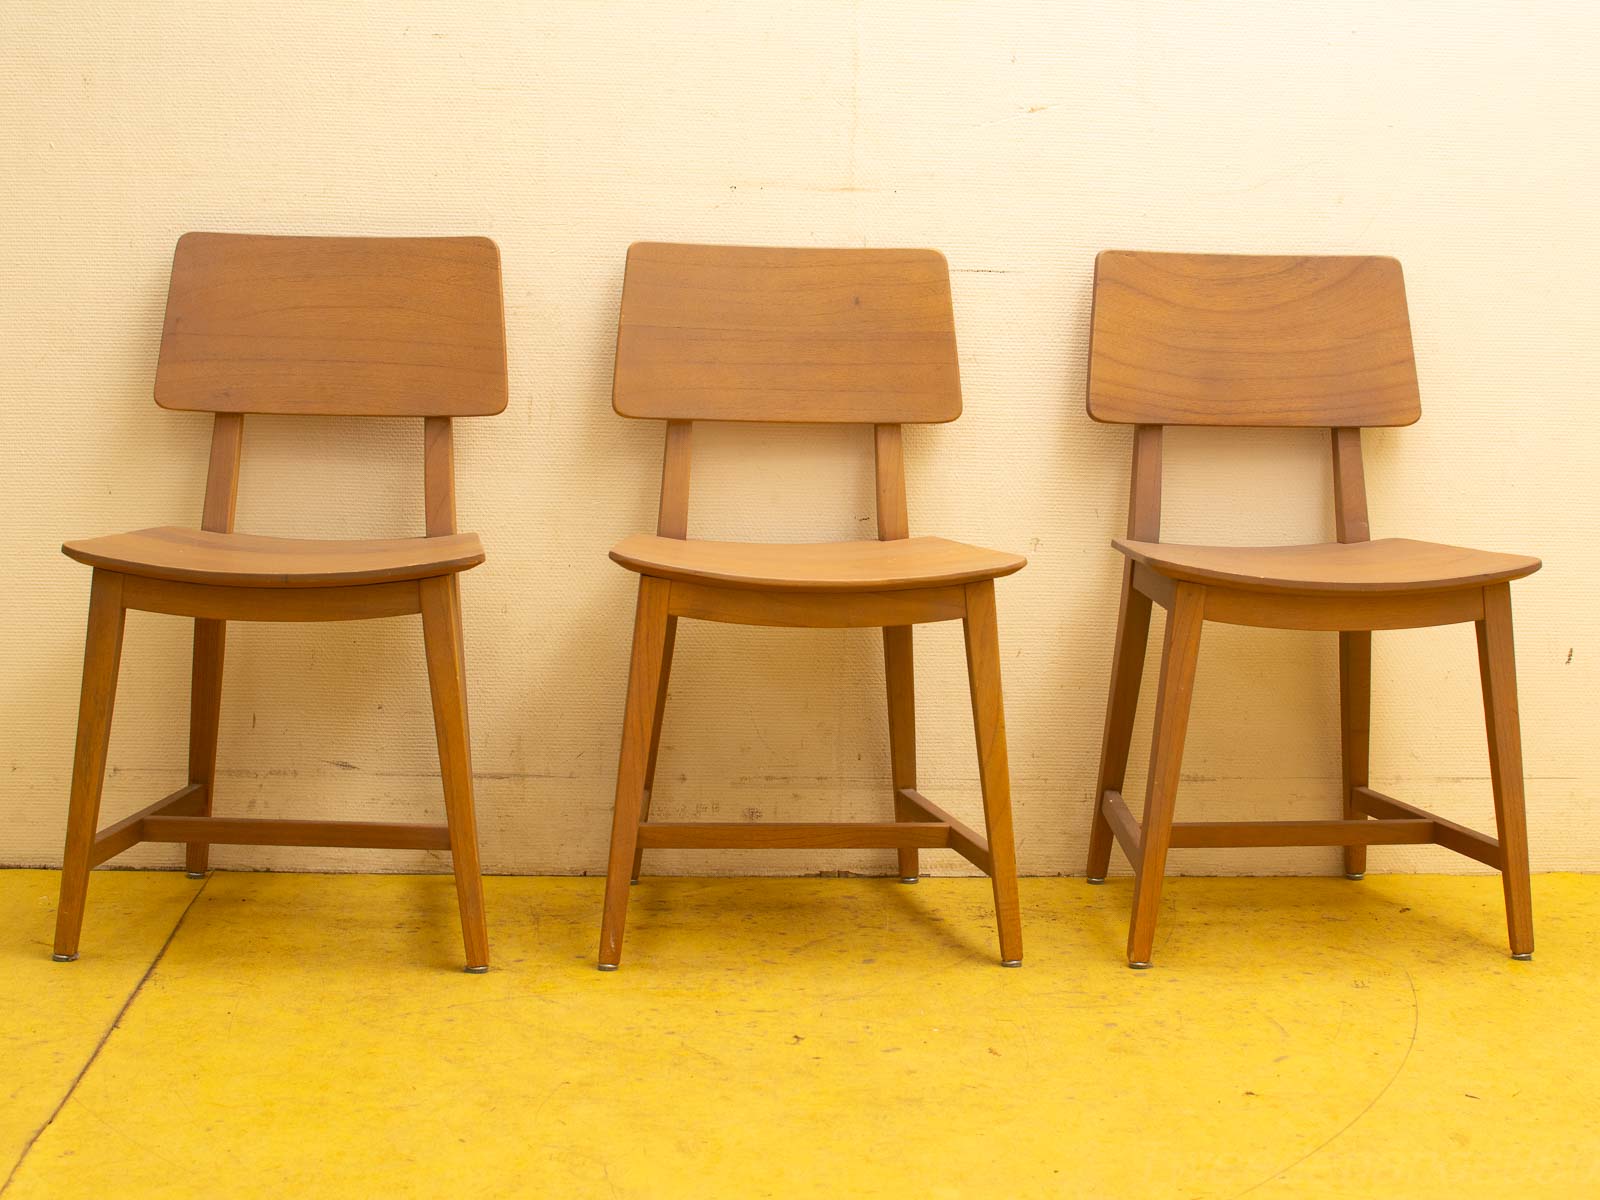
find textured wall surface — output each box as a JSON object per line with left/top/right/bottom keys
{"left": 3, "top": 1, "right": 1596, "bottom": 878}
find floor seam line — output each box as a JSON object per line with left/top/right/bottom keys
{"left": 1, "top": 876, "right": 211, "bottom": 1196}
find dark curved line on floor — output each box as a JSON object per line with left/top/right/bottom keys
{"left": 1228, "top": 966, "right": 1420, "bottom": 1199}
{"left": 1, "top": 877, "right": 211, "bottom": 1196}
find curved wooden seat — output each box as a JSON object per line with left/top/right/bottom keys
{"left": 1114, "top": 537, "right": 1540, "bottom": 596}
{"left": 62, "top": 526, "right": 485, "bottom": 588}
{"left": 610, "top": 533, "right": 1026, "bottom": 592}
{"left": 1084, "top": 252, "right": 1539, "bottom": 968}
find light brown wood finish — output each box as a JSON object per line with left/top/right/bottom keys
{"left": 1087, "top": 252, "right": 1421, "bottom": 427}
{"left": 185, "top": 412, "right": 244, "bottom": 874}
{"left": 602, "top": 244, "right": 1026, "bottom": 968}
{"left": 1478, "top": 584, "right": 1534, "bottom": 957}
{"left": 54, "top": 234, "right": 504, "bottom": 971}
{"left": 1083, "top": 251, "right": 1540, "bottom": 966}
{"left": 52, "top": 571, "right": 127, "bottom": 960}
{"left": 1333, "top": 427, "right": 1372, "bottom": 876}
{"left": 1125, "top": 582, "right": 1205, "bottom": 967}
{"left": 1085, "top": 424, "right": 1162, "bottom": 882}
{"left": 962, "top": 581, "right": 1024, "bottom": 965}
{"left": 631, "top": 420, "right": 691, "bottom": 881}
{"left": 877, "top": 421, "right": 922, "bottom": 878}
{"left": 600, "top": 577, "right": 672, "bottom": 968}
{"left": 1113, "top": 537, "right": 1537, "bottom": 595}
{"left": 613, "top": 243, "right": 961, "bottom": 424}
{"left": 155, "top": 233, "right": 507, "bottom": 417}
{"left": 63, "top": 526, "right": 485, "bottom": 588}
{"left": 610, "top": 534, "right": 1024, "bottom": 592}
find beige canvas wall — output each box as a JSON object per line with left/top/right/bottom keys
{"left": 2, "top": 1, "right": 1596, "bottom": 879}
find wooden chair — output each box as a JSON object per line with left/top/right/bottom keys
{"left": 1084, "top": 251, "right": 1540, "bottom": 968}
{"left": 54, "top": 233, "right": 507, "bottom": 972}
{"left": 598, "top": 243, "right": 1027, "bottom": 970}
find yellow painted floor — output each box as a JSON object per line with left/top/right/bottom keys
{"left": 3, "top": 871, "right": 1597, "bottom": 1198}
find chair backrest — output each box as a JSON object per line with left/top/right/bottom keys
{"left": 152, "top": 233, "right": 508, "bottom": 538}
{"left": 613, "top": 242, "right": 961, "bottom": 424}
{"left": 1088, "top": 251, "right": 1418, "bottom": 546}
{"left": 156, "top": 233, "right": 508, "bottom": 417}
{"left": 1087, "top": 251, "right": 1420, "bottom": 428}
{"left": 612, "top": 243, "right": 963, "bottom": 543}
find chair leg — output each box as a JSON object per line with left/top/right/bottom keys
{"left": 1477, "top": 584, "right": 1534, "bottom": 959}
{"left": 420, "top": 575, "right": 489, "bottom": 972}
{"left": 1126, "top": 582, "right": 1205, "bottom": 969}
{"left": 883, "top": 624, "right": 921, "bottom": 882}
{"left": 185, "top": 618, "right": 226, "bottom": 877}
{"left": 1339, "top": 630, "right": 1372, "bottom": 880}
{"left": 54, "top": 570, "right": 127, "bottom": 962}
{"left": 599, "top": 577, "right": 673, "bottom": 969}
{"left": 1087, "top": 563, "right": 1154, "bottom": 881}
{"left": 631, "top": 614, "right": 677, "bottom": 883}
{"left": 962, "top": 581, "right": 1023, "bottom": 966}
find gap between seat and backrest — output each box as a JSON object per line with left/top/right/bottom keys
{"left": 612, "top": 243, "right": 962, "bottom": 544}
{"left": 154, "top": 233, "right": 508, "bottom": 540}
{"left": 1087, "top": 251, "right": 1422, "bottom": 546}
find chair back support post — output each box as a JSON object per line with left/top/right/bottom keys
{"left": 423, "top": 416, "right": 457, "bottom": 538}
{"left": 657, "top": 420, "right": 693, "bottom": 539}
{"left": 1127, "top": 424, "right": 1163, "bottom": 541}
{"left": 1331, "top": 426, "right": 1371, "bottom": 543}
{"left": 873, "top": 424, "right": 910, "bottom": 541}
{"left": 201, "top": 413, "right": 245, "bottom": 534}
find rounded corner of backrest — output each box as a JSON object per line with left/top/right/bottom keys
{"left": 1364, "top": 254, "right": 1422, "bottom": 428}
{"left": 154, "top": 235, "right": 205, "bottom": 412}
{"left": 611, "top": 389, "right": 643, "bottom": 420}
{"left": 466, "top": 236, "right": 510, "bottom": 417}
{"left": 1084, "top": 250, "right": 1125, "bottom": 425}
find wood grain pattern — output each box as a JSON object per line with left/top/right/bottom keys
{"left": 55, "top": 232, "right": 504, "bottom": 972}
{"left": 1125, "top": 581, "right": 1205, "bottom": 967}
{"left": 155, "top": 233, "right": 507, "bottom": 416}
{"left": 602, "top": 246, "right": 1024, "bottom": 967}
{"left": 599, "top": 576, "right": 672, "bottom": 969}
{"left": 1114, "top": 537, "right": 1539, "bottom": 595}
{"left": 612, "top": 533, "right": 1024, "bottom": 592}
{"left": 1331, "top": 427, "right": 1371, "bottom": 543}
{"left": 635, "top": 822, "right": 950, "bottom": 850}
{"left": 1339, "top": 630, "right": 1373, "bottom": 877}
{"left": 420, "top": 574, "right": 489, "bottom": 971}
{"left": 52, "top": 571, "right": 127, "bottom": 960}
{"left": 613, "top": 243, "right": 961, "bottom": 424}
{"left": 962, "top": 580, "right": 1024, "bottom": 965}
{"left": 1087, "top": 252, "right": 1421, "bottom": 427}
{"left": 1477, "top": 584, "right": 1535, "bottom": 957}
{"left": 665, "top": 580, "right": 967, "bottom": 629}
{"left": 1194, "top": 582, "right": 1487, "bottom": 633}
{"left": 1085, "top": 249, "right": 1539, "bottom": 966}
{"left": 141, "top": 816, "right": 451, "bottom": 851}
{"left": 186, "top": 411, "right": 244, "bottom": 874}
{"left": 89, "top": 785, "right": 205, "bottom": 868}
{"left": 64, "top": 526, "right": 484, "bottom": 588}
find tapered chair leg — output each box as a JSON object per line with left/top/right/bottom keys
{"left": 54, "top": 570, "right": 127, "bottom": 961}
{"left": 1087, "top": 564, "right": 1154, "bottom": 882}
{"left": 1126, "top": 582, "right": 1205, "bottom": 969}
{"left": 1477, "top": 584, "right": 1534, "bottom": 959}
{"left": 883, "top": 624, "right": 921, "bottom": 882}
{"left": 185, "top": 617, "right": 226, "bottom": 877}
{"left": 631, "top": 614, "right": 677, "bottom": 883}
{"left": 1339, "top": 630, "right": 1372, "bottom": 879}
{"left": 962, "top": 581, "right": 1023, "bottom": 966}
{"left": 420, "top": 575, "right": 489, "bottom": 973}
{"left": 600, "top": 576, "right": 673, "bottom": 969}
